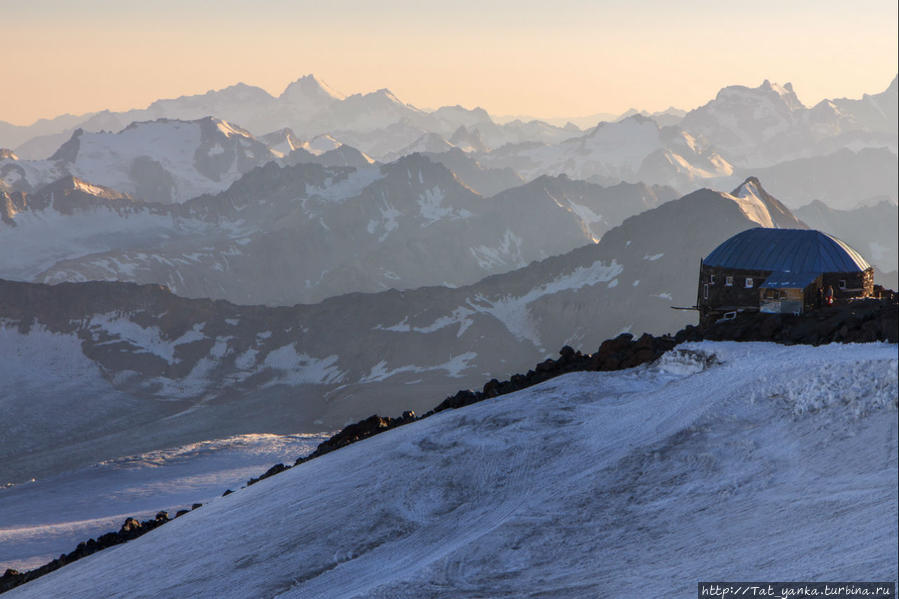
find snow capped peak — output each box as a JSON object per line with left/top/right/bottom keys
{"left": 49, "top": 128, "right": 84, "bottom": 162}
{"left": 280, "top": 74, "right": 344, "bottom": 102}
{"left": 373, "top": 88, "right": 402, "bottom": 103}
{"left": 39, "top": 174, "right": 132, "bottom": 200}
{"left": 590, "top": 114, "right": 659, "bottom": 136}
{"left": 317, "top": 144, "right": 377, "bottom": 168}
{"left": 213, "top": 82, "right": 273, "bottom": 102}
{"left": 259, "top": 128, "right": 304, "bottom": 155}
{"left": 409, "top": 133, "right": 454, "bottom": 153}
{"left": 732, "top": 175, "right": 764, "bottom": 199}
{"left": 448, "top": 126, "right": 487, "bottom": 153}
{"left": 0, "top": 148, "right": 19, "bottom": 161}
{"left": 302, "top": 134, "right": 343, "bottom": 156}
{"left": 723, "top": 176, "right": 805, "bottom": 229}
{"left": 716, "top": 80, "right": 805, "bottom": 111}
{"left": 208, "top": 118, "right": 253, "bottom": 139}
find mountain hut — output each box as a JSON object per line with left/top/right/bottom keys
{"left": 697, "top": 228, "right": 874, "bottom": 322}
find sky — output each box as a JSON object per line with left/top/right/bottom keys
{"left": 3, "top": 0, "right": 898, "bottom": 125}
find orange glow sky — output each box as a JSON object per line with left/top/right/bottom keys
{"left": 4, "top": 0, "right": 897, "bottom": 125}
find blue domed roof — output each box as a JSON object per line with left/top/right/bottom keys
{"left": 704, "top": 228, "right": 870, "bottom": 273}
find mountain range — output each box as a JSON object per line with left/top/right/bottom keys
{"left": 0, "top": 177, "right": 808, "bottom": 486}
{"left": 2, "top": 69, "right": 897, "bottom": 598}
{"left": 0, "top": 118, "right": 277, "bottom": 203}
{"left": 3, "top": 76, "right": 895, "bottom": 196}
{"left": 0, "top": 75, "right": 581, "bottom": 161}
{"left": 1, "top": 149, "right": 676, "bottom": 304}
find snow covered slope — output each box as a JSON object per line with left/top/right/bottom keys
{"left": 476, "top": 115, "right": 734, "bottom": 190}
{"left": 7, "top": 341, "right": 896, "bottom": 598}
{"left": 0, "top": 118, "right": 278, "bottom": 203}
{"left": 0, "top": 433, "right": 329, "bottom": 571}
{"left": 680, "top": 78, "right": 898, "bottom": 166}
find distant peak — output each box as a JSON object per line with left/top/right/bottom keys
{"left": 733, "top": 176, "right": 765, "bottom": 197}
{"left": 715, "top": 80, "right": 805, "bottom": 110}
{"left": 373, "top": 88, "right": 400, "bottom": 102}
{"left": 39, "top": 174, "right": 131, "bottom": 200}
{"left": 280, "top": 74, "right": 344, "bottom": 101}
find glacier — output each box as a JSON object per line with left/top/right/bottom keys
{"left": 4, "top": 341, "right": 896, "bottom": 598}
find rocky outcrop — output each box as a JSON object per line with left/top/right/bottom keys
{"left": 1, "top": 511, "right": 174, "bottom": 593}
{"left": 679, "top": 298, "right": 898, "bottom": 346}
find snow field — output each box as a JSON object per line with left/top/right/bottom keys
{"left": 6, "top": 341, "right": 896, "bottom": 598}
{"left": 0, "top": 433, "right": 329, "bottom": 571}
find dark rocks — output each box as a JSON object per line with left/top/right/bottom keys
{"left": 222, "top": 489, "right": 234, "bottom": 496}
{"left": 294, "top": 414, "right": 398, "bottom": 466}
{"left": 120, "top": 518, "right": 141, "bottom": 534}
{"left": 247, "top": 463, "right": 290, "bottom": 486}
{"left": 0, "top": 511, "right": 175, "bottom": 593}
{"left": 482, "top": 378, "right": 502, "bottom": 397}
{"left": 175, "top": 509, "right": 189, "bottom": 518}
{"left": 700, "top": 298, "right": 897, "bottom": 345}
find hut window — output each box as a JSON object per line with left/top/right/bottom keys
{"left": 703, "top": 283, "right": 709, "bottom": 299}
{"left": 725, "top": 276, "right": 733, "bottom": 287}
{"left": 709, "top": 273, "right": 716, "bottom": 285}
{"left": 745, "top": 277, "right": 754, "bottom": 288}
{"left": 839, "top": 280, "right": 846, "bottom": 289}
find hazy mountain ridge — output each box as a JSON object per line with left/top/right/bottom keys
{"left": 1, "top": 75, "right": 581, "bottom": 161}
{"left": 3, "top": 76, "right": 894, "bottom": 207}
{"left": 680, "top": 78, "right": 898, "bottom": 166}
{"left": 723, "top": 146, "right": 898, "bottom": 210}
{"left": 794, "top": 198, "right": 898, "bottom": 280}
{"left": 1, "top": 154, "right": 678, "bottom": 305}
{"left": 0, "top": 117, "right": 278, "bottom": 203}
{"left": 0, "top": 178, "right": 814, "bottom": 485}
{"left": 474, "top": 115, "right": 735, "bottom": 189}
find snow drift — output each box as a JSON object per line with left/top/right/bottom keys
{"left": 7, "top": 341, "right": 896, "bottom": 598}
